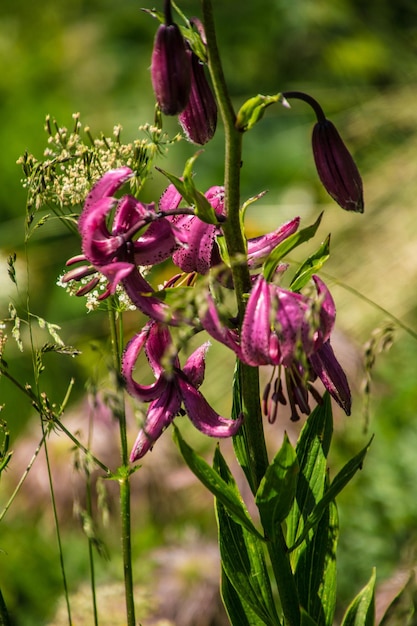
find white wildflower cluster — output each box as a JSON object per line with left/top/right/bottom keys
{"left": 18, "top": 113, "right": 180, "bottom": 229}
{"left": 57, "top": 273, "right": 137, "bottom": 314}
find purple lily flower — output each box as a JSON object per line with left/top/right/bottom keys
{"left": 241, "top": 274, "right": 334, "bottom": 367}
{"left": 122, "top": 321, "right": 243, "bottom": 460}
{"left": 159, "top": 184, "right": 225, "bottom": 274}
{"left": 63, "top": 168, "right": 181, "bottom": 322}
{"left": 240, "top": 273, "right": 350, "bottom": 417}
{"left": 160, "top": 184, "right": 300, "bottom": 275}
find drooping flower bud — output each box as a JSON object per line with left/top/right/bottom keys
{"left": 151, "top": 5, "right": 191, "bottom": 115}
{"left": 178, "top": 50, "right": 217, "bottom": 145}
{"left": 312, "top": 118, "right": 364, "bottom": 213}
{"left": 282, "top": 91, "right": 364, "bottom": 213}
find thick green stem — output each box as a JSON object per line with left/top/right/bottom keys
{"left": 202, "top": 3, "right": 300, "bottom": 625}
{"left": 108, "top": 307, "right": 135, "bottom": 626}
{"left": 201, "top": 0, "right": 269, "bottom": 493}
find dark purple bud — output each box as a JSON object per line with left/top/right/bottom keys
{"left": 178, "top": 51, "right": 217, "bottom": 145}
{"left": 283, "top": 91, "right": 364, "bottom": 213}
{"left": 151, "top": 22, "right": 191, "bottom": 115}
{"left": 312, "top": 118, "right": 364, "bottom": 213}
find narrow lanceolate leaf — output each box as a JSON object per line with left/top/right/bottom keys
{"left": 286, "top": 394, "right": 333, "bottom": 563}
{"left": 157, "top": 152, "right": 218, "bottom": 225}
{"left": 290, "top": 435, "right": 372, "bottom": 552}
{"left": 214, "top": 447, "right": 281, "bottom": 626}
{"left": 294, "top": 480, "right": 339, "bottom": 626}
{"left": 221, "top": 567, "right": 269, "bottom": 626}
{"left": 231, "top": 361, "right": 256, "bottom": 492}
{"left": 172, "top": 426, "right": 264, "bottom": 540}
{"left": 255, "top": 433, "right": 299, "bottom": 539}
{"left": 340, "top": 569, "right": 376, "bottom": 626}
{"left": 301, "top": 609, "right": 320, "bottom": 626}
{"left": 290, "top": 234, "right": 331, "bottom": 292}
{"left": 263, "top": 212, "right": 323, "bottom": 281}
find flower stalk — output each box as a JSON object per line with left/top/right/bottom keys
{"left": 202, "top": 3, "right": 300, "bottom": 624}
{"left": 108, "top": 305, "right": 136, "bottom": 626}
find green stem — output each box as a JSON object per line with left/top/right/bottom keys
{"left": 202, "top": 3, "right": 300, "bottom": 625}
{"left": 43, "top": 430, "right": 72, "bottom": 625}
{"left": 108, "top": 306, "right": 135, "bottom": 626}
{"left": 201, "top": 0, "right": 269, "bottom": 492}
{"left": 86, "top": 417, "right": 99, "bottom": 626}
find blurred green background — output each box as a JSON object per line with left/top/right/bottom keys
{"left": 2, "top": 0, "right": 417, "bottom": 624}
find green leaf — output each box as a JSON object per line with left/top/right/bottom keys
{"left": 221, "top": 567, "right": 269, "bottom": 626}
{"left": 231, "top": 361, "right": 256, "bottom": 492}
{"left": 301, "top": 609, "right": 320, "bottom": 626}
{"left": 294, "top": 483, "right": 339, "bottom": 626}
{"left": 290, "top": 434, "right": 372, "bottom": 552}
{"left": 255, "top": 433, "right": 299, "bottom": 538}
{"left": 214, "top": 447, "right": 281, "bottom": 626}
{"left": 263, "top": 212, "right": 323, "bottom": 281}
{"left": 173, "top": 426, "right": 264, "bottom": 540}
{"left": 340, "top": 569, "right": 376, "bottom": 626}
{"left": 379, "top": 570, "right": 417, "bottom": 626}
{"left": 286, "top": 394, "right": 333, "bottom": 558}
{"left": 236, "top": 93, "right": 284, "bottom": 132}
{"left": 157, "top": 152, "right": 218, "bottom": 225}
{"left": 290, "top": 234, "right": 331, "bottom": 291}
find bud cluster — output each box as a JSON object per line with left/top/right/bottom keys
{"left": 150, "top": 1, "right": 217, "bottom": 145}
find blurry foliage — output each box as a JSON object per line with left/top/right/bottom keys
{"left": 2, "top": 0, "right": 417, "bottom": 624}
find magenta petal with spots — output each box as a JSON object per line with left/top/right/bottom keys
{"left": 78, "top": 167, "right": 133, "bottom": 234}
{"left": 123, "top": 321, "right": 242, "bottom": 460}
{"left": 247, "top": 217, "right": 300, "bottom": 268}
{"left": 241, "top": 275, "right": 278, "bottom": 366}
{"left": 178, "top": 378, "right": 243, "bottom": 437}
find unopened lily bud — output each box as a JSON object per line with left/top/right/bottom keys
{"left": 283, "top": 90, "right": 364, "bottom": 213}
{"left": 151, "top": 21, "right": 191, "bottom": 115}
{"left": 178, "top": 51, "right": 217, "bottom": 145}
{"left": 312, "top": 118, "right": 364, "bottom": 213}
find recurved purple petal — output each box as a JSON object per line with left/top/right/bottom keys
{"left": 204, "top": 186, "right": 225, "bottom": 216}
{"left": 120, "top": 269, "right": 178, "bottom": 324}
{"left": 274, "top": 289, "right": 310, "bottom": 365}
{"left": 247, "top": 217, "right": 300, "bottom": 268}
{"left": 312, "top": 275, "right": 336, "bottom": 348}
{"left": 183, "top": 343, "right": 209, "bottom": 389}
{"left": 79, "top": 167, "right": 133, "bottom": 233}
{"left": 144, "top": 321, "right": 179, "bottom": 377}
{"left": 133, "top": 219, "right": 178, "bottom": 266}
{"left": 129, "top": 384, "right": 181, "bottom": 461}
{"left": 99, "top": 262, "right": 136, "bottom": 296}
{"left": 200, "top": 294, "right": 242, "bottom": 359}
{"left": 178, "top": 378, "right": 243, "bottom": 437}
{"left": 159, "top": 183, "right": 183, "bottom": 213}
{"left": 309, "top": 340, "right": 351, "bottom": 415}
{"left": 241, "top": 275, "right": 277, "bottom": 366}
{"left": 122, "top": 326, "right": 168, "bottom": 402}
{"left": 80, "top": 197, "right": 116, "bottom": 263}
{"left": 112, "top": 195, "right": 154, "bottom": 235}
{"left": 172, "top": 215, "right": 217, "bottom": 274}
